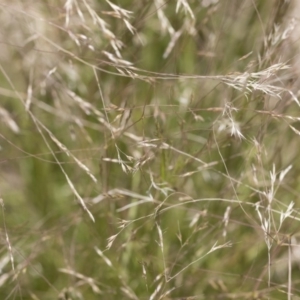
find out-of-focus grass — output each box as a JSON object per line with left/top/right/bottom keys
{"left": 1, "top": 0, "right": 300, "bottom": 299}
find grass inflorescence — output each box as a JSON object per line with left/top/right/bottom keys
{"left": 1, "top": 0, "right": 300, "bottom": 299}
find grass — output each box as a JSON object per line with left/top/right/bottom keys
{"left": 1, "top": 0, "right": 300, "bottom": 299}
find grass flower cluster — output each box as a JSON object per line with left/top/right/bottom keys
{"left": 1, "top": 0, "right": 300, "bottom": 299}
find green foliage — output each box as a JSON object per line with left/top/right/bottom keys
{"left": 1, "top": 0, "right": 300, "bottom": 299}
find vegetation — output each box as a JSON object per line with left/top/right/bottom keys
{"left": 1, "top": 0, "right": 300, "bottom": 299}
